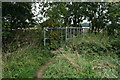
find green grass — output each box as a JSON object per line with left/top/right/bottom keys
{"left": 3, "top": 45, "right": 53, "bottom": 78}
{"left": 42, "top": 33, "right": 119, "bottom": 78}
{"left": 43, "top": 53, "right": 99, "bottom": 78}
{"left": 43, "top": 50, "right": 118, "bottom": 78}
{"left": 3, "top": 32, "right": 119, "bottom": 78}
{"left": 2, "top": 29, "right": 55, "bottom": 78}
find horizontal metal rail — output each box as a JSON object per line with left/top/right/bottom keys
{"left": 44, "top": 27, "right": 88, "bottom": 46}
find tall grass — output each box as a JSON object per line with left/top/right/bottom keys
{"left": 2, "top": 30, "right": 119, "bottom": 78}
{"left": 42, "top": 33, "right": 119, "bottom": 78}
{"left": 2, "top": 29, "right": 54, "bottom": 78}
{"left": 3, "top": 45, "right": 53, "bottom": 78}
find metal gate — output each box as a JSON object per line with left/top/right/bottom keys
{"left": 43, "top": 27, "right": 83, "bottom": 46}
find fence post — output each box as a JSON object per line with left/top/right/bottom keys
{"left": 73, "top": 28, "right": 75, "bottom": 37}
{"left": 44, "top": 27, "right": 46, "bottom": 46}
{"left": 70, "top": 28, "right": 72, "bottom": 38}
{"left": 65, "top": 27, "right": 68, "bottom": 41}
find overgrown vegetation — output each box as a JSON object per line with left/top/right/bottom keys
{"left": 2, "top": 29, "right": 54, "bottom": 78}
{"left": 2, "top": 2, "right": 120, "bottom": 79}
{"left": 68, "top": 33, "right": 120, "bottom": 56}
{"left": 3, "top": 45, "right": 53, "bottom": 78}
{"left": 42, "top": 33, "right": 119, "bottom": 78}
{"left": 3, "top": 29, "right": 43, "bottom": 53}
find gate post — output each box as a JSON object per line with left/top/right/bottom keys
{"left": 44, "top": 27, "right": 46, "bottom": 46}
{"left": 65, "top": 27, "right": 67, "bottom": 41}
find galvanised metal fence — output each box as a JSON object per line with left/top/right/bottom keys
{"left": 43, "top": 27, "right": 89, "bottom": 46}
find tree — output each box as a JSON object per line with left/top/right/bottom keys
{"left": 38, "top": 2, "right": 67, "bottom": 27}
{"left": 2, "top": 2, "right": 35, "bottom": 29}
{"left": 65, "top": 2, "right": 87, "bottom": 27}
{"left": 105, "top": 2, "right": 120, "bottom": 35}
{"left": 2, "top": 2, "right": 36, "bottom": 43}
{"left": 39, "top": 2, "right": 120, "bottom": 35}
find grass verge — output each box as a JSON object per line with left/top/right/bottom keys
{"left": 2, "top": 45, "right": 53, "bottom": 78}
{"left": 42, "top": 33, "right": 119, "bottom": 78}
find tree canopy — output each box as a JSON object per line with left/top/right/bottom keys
{"left": 2, "top": 2, "right": 36, "bottom": 43}
{"left": 39, "top": 2, "right": 120, "bottom": 35}
{"left": 2, "top": 2, "right": 35, "bottom": 29}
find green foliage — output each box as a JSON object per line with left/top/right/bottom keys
{"left": 76, "top": 41, "right": 107, "bottom": 54}
{"left": 3, "top": 2, "right": 120, "bottom": 78}
{"left": 43, "top": 53, "right": 100, "bottom": 78}
{"left": 3, "top": 29, "right": 43, "bottom": 53}
{"left": 43, "top": 49, "right": 118, "bottom": 78}
{"left": 109, "top": 39, "right": 120, "bottom": 50}
{"left": 66, "top": 33, "right": 120, "bottom": 55}
{"left": 105, "top": 3, "right": 120, "bottom": 35}
{"left": 2, "top": 2, "right": 36, "bottom": 45}
{"left": 44, "top": 29, "right": 64, "bottom": 50}
{"left": 42, "top": 33, "right": 119, "bottom": 78}
{"left": 41, "top": 19, "right": 63, "bottom": 28}
{"left": 2, "top": 25, "right": 54, "bottom": 78}
{"left": 40, "top": 2, "right": 120, "bottom": 35}
{"left": 2, "top": 2, "right": 35, "bottom": 28}
{"left": 3, "top": 45, "right": 53, "bottom": 78}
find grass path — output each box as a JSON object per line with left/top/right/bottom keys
{"left": 35, "top": 59, "right": 52, "bottom": 79}
{"left": 35, "top": 50, "right": 58, "bottom": 79}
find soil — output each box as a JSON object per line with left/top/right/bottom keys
{"left": 35, "top": 60, "right": 52, "bottom": 80}
{"left": 35, "top": 49, "right": 58, "bottom": 80}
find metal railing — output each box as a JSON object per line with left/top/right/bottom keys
{"left": 43, "top": 27, "right": 84, "bottom": 46}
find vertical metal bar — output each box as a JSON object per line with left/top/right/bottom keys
{"left": 72, "top": 28, "right": 73, "bottom": 38}
{"left": 56, "top": 28, "right": 57, "bottom": 34}
{"left": 0, "top": 2, "right": 2, "bottom": 79}
{"left": 65, "top": 27, "right": 67, "bottom": 41}
{"left": 44, "top": 27, "right": 46, "bottom": 46}
{"left": 81, "top": 28, "right": 84, "bottom": 33}
{"left": 68, "top": 28, "right": 70, "bottom": 38}
{"left": 70, "top": 28, "right": 71, "bottom": 38}
{"left": 50, "top": 29, "right": 52, "bottom": 38}
{"left": 77, "top": 27, "right": 79, "bottom": 35}
{"left": 73, "top": 28, "right": 75, "bottom": 37}
{"left": 78, "top": 27, "right": 80, "bottom": 34}
{"left": 60, "top": 29, "right": 62, "bottom": 38}
{"left": 75, "top": 27, "right": 77, "bottom": 36}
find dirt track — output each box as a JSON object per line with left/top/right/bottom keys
{"left": 35, "top": 50, "right": 57, "bottom": 80}
{"left": 35, "top": 59, "right": 52, "bottom": 80}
